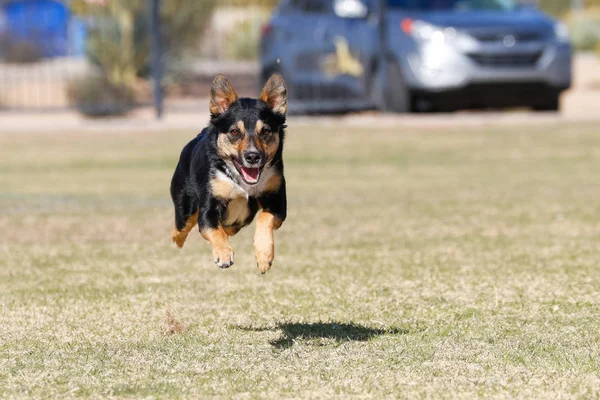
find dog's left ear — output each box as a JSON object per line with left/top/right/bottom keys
{"left": 260, "top": 73, "right": 287, "bottom": 115}
{"left": 210, "top": 74, "right": 238, "bottom": 115}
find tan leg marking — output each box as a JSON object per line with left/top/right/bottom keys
{"left": 201, "top": 226, "right": 235, "bottom": 268}
{"left": 254, "top": 211, "right": 283, "bottom": 274}
{"left": 223, "top": 226, "right": 241, "bottom": 236}
{"left": 172, "top": 211, "right": 199, "bottom": 248}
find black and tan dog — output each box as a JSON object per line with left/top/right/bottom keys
{"left": 170, "top": 74, "right": 287, "bottom": 274}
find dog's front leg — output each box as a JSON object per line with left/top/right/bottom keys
{"left": 201, "top": 226, "right": 234, "bottom": 268}
{"left": 254, "top": 211, "right": 283, "bottom": 274}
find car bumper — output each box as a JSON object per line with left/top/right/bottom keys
{"left": 402, "top": 42, "right": 572, "bottom": 92}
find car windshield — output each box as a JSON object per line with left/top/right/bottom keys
{"left": 388, "top": 0, "right": 518, "bottom": 11}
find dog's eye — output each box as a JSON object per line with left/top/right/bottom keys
{"left": 229, "top": 128, "right": 240, "bottom": 136}
{"left": 261, "top": 128, "right": 272, "bottom": 137}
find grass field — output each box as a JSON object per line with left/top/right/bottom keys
{"left": 1, "top": 121, "right": 600, "bottom": 398}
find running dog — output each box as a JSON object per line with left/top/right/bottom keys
{"left": 170, "top": 74, "right": 287, "bottom": 274}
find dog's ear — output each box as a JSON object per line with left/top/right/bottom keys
{"left": 260, "top": 73, "right": 287, "bottom": 115}
{"left": 210, "top": 74, "right": 238, "bottom": 115}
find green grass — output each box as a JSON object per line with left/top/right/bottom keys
{"left": 2, "top": 122, "right": 600, "bottom": 398}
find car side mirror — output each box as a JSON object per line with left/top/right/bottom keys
{"left": 334, "top": 0, "right": 369, "bottom": 19}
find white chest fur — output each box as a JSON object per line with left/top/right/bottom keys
{"left": 223, "top": 197, "right": 250, "bottom": 226}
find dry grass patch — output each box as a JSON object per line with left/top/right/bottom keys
{"left": 1, "top": 122, "right": 600, "bottom": 398}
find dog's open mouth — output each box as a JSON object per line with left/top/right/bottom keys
{"left": 234, "top": 160, "right": 261, "bottom": 185}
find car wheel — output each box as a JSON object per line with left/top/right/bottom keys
{"left": 368, "top": 60, "right": 411, "bottom": 113}
{"left": 383, "top": 61, "right": 410, "bottom": 113}
{"left": 532, "top": 95, "right": 560, "bottom": 112}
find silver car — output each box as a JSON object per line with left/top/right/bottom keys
{"left": 260, "top": 0, "right": 572, "bottom": 112}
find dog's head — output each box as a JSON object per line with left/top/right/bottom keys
{"left": 209, "top": 74, "right": 287, "bottom": 185}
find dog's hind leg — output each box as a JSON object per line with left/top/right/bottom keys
{"left": 171, "top": 191, "right": 199, "bottom": 248}
{"left": 172, "top": 211, "right": 198, "bottom": 248}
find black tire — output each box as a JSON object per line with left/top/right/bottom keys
{"left": 383, "top": 61, "right": 410, "bottom": 113}
{"left": 532, "top": 95, "right": 560, "bottom": 112}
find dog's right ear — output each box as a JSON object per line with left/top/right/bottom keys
{"left": 260, "top": 73, "right": 287, "bottom": 115}
{"left": 210, "top": 74, "right": 239, "bottom": 115}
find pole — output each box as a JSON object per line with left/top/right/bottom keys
{"left": 150, "top": 0, "right": 163, "bottom": 119}
{"left": 377, "top": 0, "right": 388, "bottom": 111}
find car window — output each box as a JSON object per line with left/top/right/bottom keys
{"left": 288, "top": 0, "right": 331, "bottom": 13}
{"left": 388, "top": 0, "right": 518, "bottom": 10}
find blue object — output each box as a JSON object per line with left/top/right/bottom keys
{"left": 68, "top": 16, "right": 87, "bottom": 57}
{"left": 2, "top": 0, "right": 87, "bottom": 58}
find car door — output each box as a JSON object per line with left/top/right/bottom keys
{"left": 325, "top": 0, "right": 379, "bottom": 103}
{"left": 279, "top": 0, "right": 375, "bottom": 104}
{"left": 275, "top": 0, "right": 334, "bottom": 102}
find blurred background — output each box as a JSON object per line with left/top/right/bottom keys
{"left": 0, "top": 0, "right": 598, "bottom": 118}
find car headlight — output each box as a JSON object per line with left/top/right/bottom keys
{"left": 410, "top": 20, "right": 449, "bottom": 44}
{"left": 402, "top": 19, "right": 478, "bottom": 50}
{"left": 554, "top": 22, "right": 570, "bottom": 43}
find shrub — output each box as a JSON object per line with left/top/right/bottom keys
{"left": 538, "top": 0, "right": 571, "bottom": 17}
{"left": 571, "top": 19, "right": 600, "bottom": 50}
{"left": 70, "top": 0, "right": 217, "bottom": 117}
{"left": 539, "top": 0, "right": 600, "bottom": 17}
{"left": 72, "top": 0, "right": 217, "bottom": 84}
{"left": 224, "top": 15, "right": 267, "bottom": 61}
{"left": 159, "top": 0, "right": 218, "bottom": 59}
{"left": 4, "top": 40, "right": 43, "bottom": 63}
{"left": 67, "top": 74, "right": 136, "bottom": 117}
{"left": 564, "top": 9, "right": 600, "bottom": 51}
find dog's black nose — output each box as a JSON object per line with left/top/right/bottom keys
{"left": 244, "top": 151, "right": 261, "bottom": 165}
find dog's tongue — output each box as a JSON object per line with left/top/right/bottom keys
{"left": 240, "top": 166, "right": 260, "bottom": 183}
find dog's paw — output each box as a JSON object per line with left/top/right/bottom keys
{"left": 172, "top": 229, "right": 188, "bottom": 249}
{"left": 255, "top": 250, "right": 274, "bottom": 275}
{"left": 213, "top": 245, "right": 234, "bottom": 268}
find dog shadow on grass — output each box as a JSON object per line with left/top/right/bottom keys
{"left": 233, "top": 322, "right": 411, "bottom": 349}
